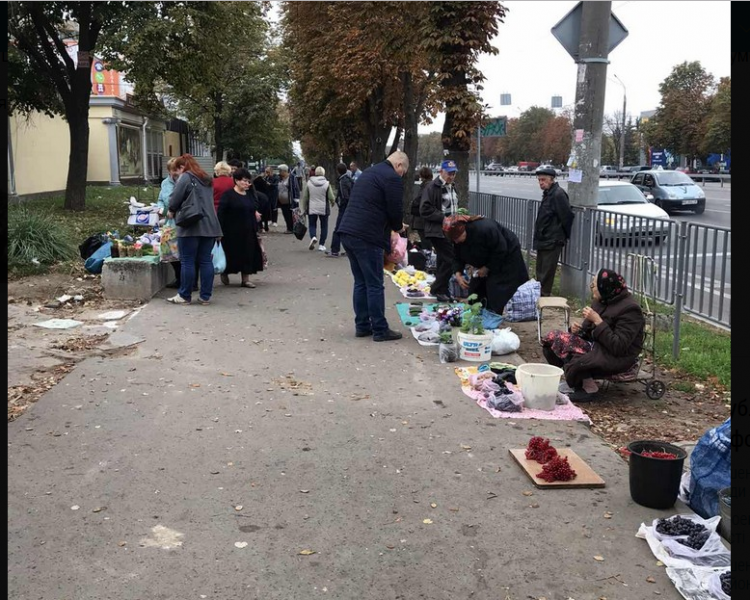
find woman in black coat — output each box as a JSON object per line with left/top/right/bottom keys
{"left": 443, "top": 215, "right": 529, "bottom": 315}
{"left": 217, "top": 168, "right": 264, "bottom": 288}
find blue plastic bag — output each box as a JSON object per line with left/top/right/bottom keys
{"left": 687, "top": 418, "right": 731, "bottom": 518}
{"left": 481, "top": 307, "right": 504, "bottom": 330}
{"left": 83, "top": 241, "right": 112, "bottom": 274}
{"left": 212, "top": 241, "right": 226, "bottom": 274}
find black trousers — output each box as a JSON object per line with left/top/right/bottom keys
{"left": 536, "top": 246, "right": 562, "bottom": 296}
{"left": 279, "top": 203, "right": 294, "bottom": 232}
{"left": 428, "top": 236, "right": 455, "bottom": 296}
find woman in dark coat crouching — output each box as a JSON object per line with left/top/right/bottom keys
{"left": 542, "top": 268, "right": 645, "bottom": 402}
{"left": 443, "top": 214, "right": 529, "bottom": 316}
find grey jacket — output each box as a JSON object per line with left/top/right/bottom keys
{"left": 169, "top": 172, "right": 223, "bottom": 238}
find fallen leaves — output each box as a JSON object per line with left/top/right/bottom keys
{"left": 422, "top": 518, "right": 433, "bottom": 524}
{"left": 593, "top": 555, "right": 605, "bottom": 561}
{"left": 234, "top": 542, "right": 248, "bottom": 549}
{"left": 298, "top": 549, "right": 316, "bottom": 555}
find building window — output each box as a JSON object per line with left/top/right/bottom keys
{"left": 147, "top": 129, "right": 164, "bottom": 180}
{"left": 118, "top": 126, "right": 142, "bottom": 178}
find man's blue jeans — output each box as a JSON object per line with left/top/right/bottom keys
{"left": 308, "top": 214, "right": 329, "bottom": 246}
{"left": 177, "top": 236, "right": 215, "bottom": 302}
{"left": 339, "top": 233, "right": 389, "bottom": 336}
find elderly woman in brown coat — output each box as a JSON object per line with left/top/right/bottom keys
{"left": 542, "top": 268, "right": 645, "bottom": 402}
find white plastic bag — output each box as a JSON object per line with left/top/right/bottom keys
{"left": 491, "top": 328, "right": 520, "bottom": 355}
{"left": 637, "top": 514, "right": 731, "bottom": 568}
{"left": 212, "top": 241, "right": 226, "bottom": 274}
{"left": 665, "top": 567, "right": 729, "bottom": 600}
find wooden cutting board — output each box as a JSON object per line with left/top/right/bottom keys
{"left": 509, "top": 448, "right": 606, "bottom": 489}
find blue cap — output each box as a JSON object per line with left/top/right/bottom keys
{"left": 441, "top": 159, "right": 458, "bottom": 172}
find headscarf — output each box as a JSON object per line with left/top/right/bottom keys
{"left": 596, "top": 268, "right": 627, "bottom": 303}
{"left": 442, "top": 214, "right": 484, "bottom": 242}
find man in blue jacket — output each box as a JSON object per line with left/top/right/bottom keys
{"left": 337, "top": 151, "right": 409, "bottom": 341}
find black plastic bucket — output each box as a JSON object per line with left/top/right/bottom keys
{"left": 628, "top": 440, "right": 687, "bottom": 509}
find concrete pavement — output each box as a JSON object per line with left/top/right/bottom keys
{"left": 8, "top": 230, "right": 685, "bottom": 600}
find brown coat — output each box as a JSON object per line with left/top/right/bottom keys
{"left": 564, "top": 290, "right": 645, "bottom": 386}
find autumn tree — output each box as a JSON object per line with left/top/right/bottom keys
{"left": 539, "top": 115, "right": 572, "bottom": 166}
{"left": 420, "top": 1, "right": 507, "bottom": 206}
{"left": 102, "top": 1, "right": 272, "bottom": 162}
{"left": 701, "top": 76, "right": 730, "bottom": 156}
{"left": 651, "top": 61, "right": 715, "bottom": 163}
{"left": 9, "top": 1, "right": 148, "bottom": 210}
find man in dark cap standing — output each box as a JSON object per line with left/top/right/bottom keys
{"left": 420, "top": 159, "right": 460, "bottom": 302}
{"left": 533, "top": 167, "right": 574, "bottom": 296}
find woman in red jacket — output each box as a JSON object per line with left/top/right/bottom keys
{"left": 212, "top": 161, "right": 234, "bottom": 212}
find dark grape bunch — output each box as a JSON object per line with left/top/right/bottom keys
{"left": 676, "top": 528, "right": 710, "bottom": 550}
{"left": 720, "top": 571, "right": 730, "bottom": 596}
{"left": 655, "top": 515, "right": 707, "bottom": 538}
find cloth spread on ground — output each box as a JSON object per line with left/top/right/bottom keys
{"left": 454, "top": 366, "right": 591, "bottom": 423}
{"left": 395, "top": 302, "right": 465, "bottom": 328}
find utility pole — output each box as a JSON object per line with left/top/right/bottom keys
{"left": 614, "top": 74, "right": 627, "bottom": 170}
{"left": 559, "top": 1, "right": 612, "bottom": 297}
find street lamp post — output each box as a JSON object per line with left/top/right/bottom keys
{"left": 614, "top": 74, "right": 627, "bottom": 170}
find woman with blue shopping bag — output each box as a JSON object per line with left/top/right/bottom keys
{"left": 216, "top": 167, "right": 264, "bottom": 288}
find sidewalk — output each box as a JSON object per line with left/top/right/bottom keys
{"left": 7, "top": 231, "right": 685, "bottom": 599}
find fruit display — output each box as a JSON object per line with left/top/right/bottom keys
{"left": 525, "top": 436, "right": 558, "bottom": 464}
{"left": 393, "top": 268, "right": 429, "bottom": 288}
{"left": 655, "top": 515, "right": 707, "bottom": 537}
{"left": 536, "top": 456, "right": 577, "bottom": 482}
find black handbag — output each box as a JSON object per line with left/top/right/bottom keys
{"left": 175, "top": 175, "right": 204, "bottom": 228}
{"left": 293, "top": 217, "right": 307, "bottom": 240}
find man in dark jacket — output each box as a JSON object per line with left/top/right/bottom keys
{"left": 533, "top": 167, "right": 574, "bottom": 296}
{"left": 263, "top": 166, "right": 280, "bottom": 227}
{"left": 420, "top": 159, "right": 460, "bottom": 302}
{"left": 327, "top": 163, "right": 354, "bottom": 257}
{"left": 337, "top": 151, "right": 409, "bottom": 341}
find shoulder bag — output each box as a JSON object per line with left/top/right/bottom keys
{"left": 175, "top": 175, "right": 205, "bottom": 228}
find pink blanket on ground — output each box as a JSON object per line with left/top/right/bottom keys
{"left": 454, "top": 367, "right": 591, "bottom": 423}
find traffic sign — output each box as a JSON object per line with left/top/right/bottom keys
{"left": 551, "top": 2, "right": 628, "bottom": 62}
{"left": 481, "top": 117, "right": 507, "bottom": 138}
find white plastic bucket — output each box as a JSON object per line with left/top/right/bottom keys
{"left": 457, "top": 331, "right": 493, "bottom": 362}
{"left": 515, "top": 363, "right": 563, "bottom": 411}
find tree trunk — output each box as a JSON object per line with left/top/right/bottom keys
{"left": 442, "top": 110, "right": 471, "bottom": 210}
{"left": 389, "top": 127, "right": 402, "bottom": 155}
{"left": 64, "top": 113, "right": 90, "bottom": 211}
{"left": 401, "top": 71, "right": 420, "bottom": 220}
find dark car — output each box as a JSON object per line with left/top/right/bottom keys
{"left": 622, "top": 165, "right": 651, "bottom": 173}
{"left": 631, "top": 170, "right": 706, "bottom": 215}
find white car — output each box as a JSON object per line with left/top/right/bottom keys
{"left": 595, "top": 181, "right": 671, "bottom": 245}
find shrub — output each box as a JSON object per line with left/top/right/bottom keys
{"left": 8, "top": 208, "right": 78, "bottom": 273}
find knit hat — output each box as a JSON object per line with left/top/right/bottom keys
{"left": 596, "top": 268, "right": 627, "bottom": 303}
{"left": 442, "top": 214, "right": 484, "bottom": 242}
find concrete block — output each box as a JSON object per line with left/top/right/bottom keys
{"left": 101, "top": 259, "right": 175, "bottom": 301}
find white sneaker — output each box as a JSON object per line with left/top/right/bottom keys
{"left": 318, "top": 245, "right": 326, "bottom": 252}
{"left": 308, "top": 237, "right": 317, "bottom": 250}
{"left": 271, "top": 222, "right": 278, "bottom": 227}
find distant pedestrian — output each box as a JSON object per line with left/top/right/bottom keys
{"left": 533, "top": 166, "right": 574, "bottom": 296}
{"left": 263, "top": 166, "right": 280, "bottom": 227}
{"left": 300, "top": 166, "right": 335, "bottom": 252}
{"left": 228, "top": 159, "right": 243, "bottom": 173}
{"left": 166, "top": 154, "right": 223, "bottom": 305}
{"left": 276, "top": 164, "right": 300, "bottom": 234}
{"left": 409, "top": 166, "right": 434, "bottom": 251}
{"left": 327, "top": 162, "right": 354, "bottom": 257}
{"left": 337, "top": 150, "right": 409, "bottom": 342}
{"left": 420, "top": 159, "right": 460, "bottom": 302}
{"left": 349, "top": 161, "right": 363, "bottom": 182}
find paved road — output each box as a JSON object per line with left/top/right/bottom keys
{"left": 8, "top": 230, "right": 685, "bottom": 600}
{"left": 470, "top": 175, "right": 731, "bottom": 327}
{"left": 471, "top": 175, "right": 731, "bottom": 230}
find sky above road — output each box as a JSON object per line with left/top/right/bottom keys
{"left": 421, "top": 0, "right": 731, "bottom": 133}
